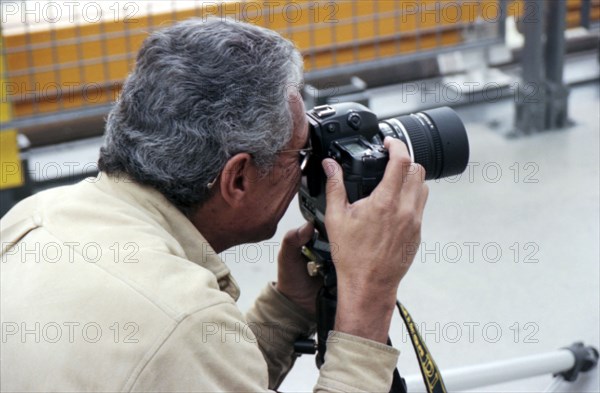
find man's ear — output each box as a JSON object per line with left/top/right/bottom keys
{"left": 219, "top": 153, "right": 259, "bottom": 207}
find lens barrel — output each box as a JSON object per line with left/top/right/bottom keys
{"left": 379, "top": 107, "right": 469, "bottom": 180}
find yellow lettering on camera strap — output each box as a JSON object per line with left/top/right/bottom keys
{"left": 397, "top": 301, "right": 447, "bottom": 393}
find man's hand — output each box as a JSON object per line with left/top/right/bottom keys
{"left": 323, "top": 137, "right": 429, "bottom": 343}
{"left": 276, "top": 222, "right": 322, "bottom": 317}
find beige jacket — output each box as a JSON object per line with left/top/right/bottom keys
{"left": 1, "top": 174, "right": 399, "bottom": 392}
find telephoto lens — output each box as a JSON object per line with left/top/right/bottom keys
{"left": 299, "top": 102, "right": 470, "bottom": 234}
{"left": 378, "top": 107, "right": 469, "bottom": 180}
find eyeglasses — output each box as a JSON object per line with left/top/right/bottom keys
{"left": 207, "top": 138, "right": 312, "bottom": 189}
{"left": 279, "top": 137, "right": 312, "bottom": 173}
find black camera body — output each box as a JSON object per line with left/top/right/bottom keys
{"left": 296, "top": 102, "right": 469, "bottom": 371}
{"left": 300, "top": 102, "right": 470, "bottom": 239}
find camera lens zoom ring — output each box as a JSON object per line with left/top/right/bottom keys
{"left": 416, "top": 113, "right": 444, "bottom": 179}
{"left": 431, "top": 125, "right": 443, "bottom": 178}
{"left": 399, "top": 115, "right": 433, "bottom": 174}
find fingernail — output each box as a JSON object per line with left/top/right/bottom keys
{"left": 322, "top": 160, "right": 336, "bottom": 177}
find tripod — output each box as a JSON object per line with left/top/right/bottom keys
{"left": 403, "top": 342, "right": 598, "bottom": 392}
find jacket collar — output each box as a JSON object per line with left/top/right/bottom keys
{"left": 94, "top": 173, "right": 240, "bottom": 301}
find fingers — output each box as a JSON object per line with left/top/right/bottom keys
{"left": 400, "top": 163, "right": 427, "bottom": 206}
{"left": 295, "top": 222, "right": 315, "bottom": 247}
{"left": 417, "top": 184, "right": 429, "bottom": 218}
{"left": 322, "top": 159, "right": 348, "bottom": 216}
{"left": 282, "top": 222, "right": 314, "bottom": 249}
{"left": 377, "top": 137, "right": 413, "bottom": 197}
{"left": 370, "top": 138, "right": 425, "bottom": 210}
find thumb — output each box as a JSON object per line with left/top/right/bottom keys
{"left": 283, "top": 222, "right": 315, "bottom": 249}
{"left": 322, "top": 159, "right": 348, "bottom": 214}
{"left": 296, "top": 222, "right": 315, "bottom": 245}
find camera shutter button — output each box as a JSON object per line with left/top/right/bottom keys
{"left": 347, "top": 113, "right": 362, "bottom": 130}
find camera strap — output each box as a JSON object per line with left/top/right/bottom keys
{"left": 396, "top": 301, "right": 447, "bottom": 393}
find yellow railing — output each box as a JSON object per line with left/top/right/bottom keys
{"left": 1, "top": 46, "right": 23, "bottom": 190}
{"left": 1, "top": 0, "right": 597, "bottom": 125}
{"left": 1, "top": 0, "right": 498, "bottom": 119}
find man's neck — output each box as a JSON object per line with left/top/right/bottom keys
{"left": 190, "top": 198, "right": 245, "bottom": 254}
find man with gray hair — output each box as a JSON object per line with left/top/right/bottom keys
{"left": 1, "top": 18, "right": 428, "bottom": 392}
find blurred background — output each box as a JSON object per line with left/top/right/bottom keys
{"left": 1, "top": 1, "right": 599, "bottom": 391}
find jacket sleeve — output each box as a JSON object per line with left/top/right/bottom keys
{"left": 245, "top": 282, "right": 316, "bottom": 388}
{"left": 130, "top": 293, "right": 400, "bottom": 392}
{"left": 246, "top": 282, "right": 401, "bottom": 392}
{"left": 317, "top": 331, "right": 401, "bottom": 392}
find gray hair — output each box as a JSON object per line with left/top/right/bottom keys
{"left": 98, "top": 18, "right": 303, "bottom": 212}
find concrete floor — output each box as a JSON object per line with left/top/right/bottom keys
{"left": 14, "top": 72, "right": 600, "bottom": 392}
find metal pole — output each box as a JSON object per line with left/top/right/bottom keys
{"left": 544, "top": 0, "right": 570, "bottom": 129}
{"left": 498, "top": 0, "right": 509, "bottom": 42}
{"left": 545, "top": 2, "right": 566, "bottom": 87}
{"left": 514, "top": 0, "right": 546, "bottom": 135}
{"left": 405, "top": 348, "right": 576, "bottom": 391}
{"left": 581, "top": 0, "right": 591, "bottom": 29}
